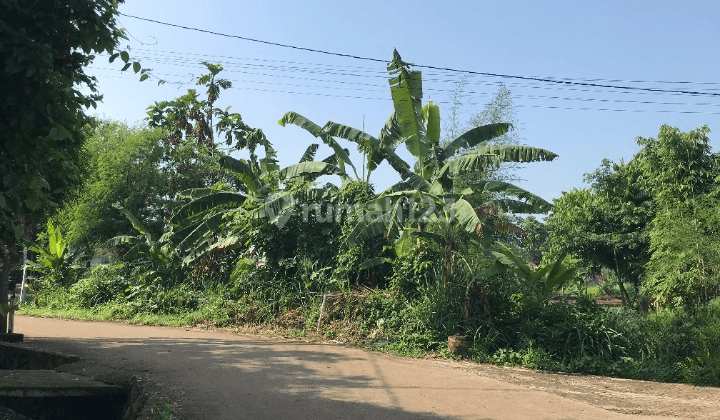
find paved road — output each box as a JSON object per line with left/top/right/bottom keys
{"left": 15, "top": 316, "right": 669, "bottom": 420}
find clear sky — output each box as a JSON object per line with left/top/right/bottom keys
{"left": 87, "top": 0, "right": 720, "bottom": 202}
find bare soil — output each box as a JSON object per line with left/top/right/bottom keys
{"left": 13, "top": 315, "right": 720, "bottom": 420}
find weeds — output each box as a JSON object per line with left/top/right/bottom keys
{"left": 150, "top": 398, "right": 173, "bottom": 420}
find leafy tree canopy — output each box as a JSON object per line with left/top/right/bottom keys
{"left": 0, "top": 0, "right": 147, "bottom": 330}
{"left": 548, "top": 125, "right": 719, "bottom": 309}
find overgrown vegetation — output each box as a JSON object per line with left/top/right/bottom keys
{"left": 16, "top": 51, "right": 720, "bottom": 387}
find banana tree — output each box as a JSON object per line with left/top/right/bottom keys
{"left": 25, "top": 221, "right": 85, "bottom": 287}
{"left": 488, "top": 242, "right": 579, "bottom": 298}
{"left": 107, "top": 203, "right": 180, "bottom": 273}
{"left": 168, "top": 141, "right": 345, "bottom": 265}
{"left": 280, "top": 50, "right": 558, "bottom": 284}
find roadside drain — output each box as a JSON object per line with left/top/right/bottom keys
{"left": 1, "top": 343, "right": 142, "bottom": 420}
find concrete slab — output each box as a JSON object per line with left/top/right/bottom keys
{"left": 0, "top": 343, "right": 79, "bottom": 370}
{"left": 0, "top": 370, "right": 126, "bottom": 398}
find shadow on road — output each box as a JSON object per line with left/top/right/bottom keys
{"left": 25, "top": 335, "right": 497, "bottom": 420}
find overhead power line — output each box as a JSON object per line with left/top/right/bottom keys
{"left": 91, "top": 46, "right": 720, "bottom": 114}
{"left": 121, "top": 49, "right": 717, "bottom": 100}
{"left": 88, "top": 64, "right": 720, "bottom": 116}
{"left": 120, "top": 13, "right": 720, "bottom": 98}
{"left": 128, "top": 47, "right": 720, "bottom": 90}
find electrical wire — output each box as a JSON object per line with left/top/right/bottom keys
{"left": 97, "top": 50, "right": 720, "bottom": 108}
{"left": 101, "top": 48, "right": 720, "bottom": 100}
{"left": 88, "top": 68, "right": 720, "bottom": 116}
{"left": 119, "top": 12, "right": 720, "bottom": 98}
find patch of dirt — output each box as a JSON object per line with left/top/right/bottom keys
{"left": 595, "top": 295, "right": 623, "bottom": 307}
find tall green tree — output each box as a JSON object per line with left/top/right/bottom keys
{"left": 547, "top": 159, "right": 652, "bottom": 308}
{"left": 637, "top": 125, "right": 720, "bottom": 308}
{"left": 644, "top": 195, "right": 720, "bottom": 307}
{"left": 444, "top": 83, "right": 522, "bottom": 184}
{"left": 635, "top": 125, "right": 716, "bottom": 204}
{"left": 54, "top": 123, "right": 167, "bottom": 248}
{"left": 147, "top": 62, "right": 268, "bottom": 157}
{"left": 0, "top": 0, "right": 147, "bottom": 331}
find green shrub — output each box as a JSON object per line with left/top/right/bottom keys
{"left": 71, "top": 264, "right": 129, "bottom": 308}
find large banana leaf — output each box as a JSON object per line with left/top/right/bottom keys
{"left": 322, "top": 121, "right": 380, "bottom": 151}
{"left": 449, "top": 145, "right": 557, "bottom": 180}
{"left": 24, "top": 258, "right": 53, "bottom": 272}
{"left": 347, "top": 209, "right": 393, "bottom": 245}
{"left": 178, "top": 188, "right": 218, "bottom": 200}
{"left": 448, "top": 198, "right": 482, "bottom": 234}
{"left": 358, "top": 256, "right": 393, "bottom": 270}
{"left": 447, "top": 153, "right": 500, "bottom": 177}
{"left": 383, "top": 174, "right": 430, "bottom": 194}
{"left": 278, "top": 161, "right": 341, "bottom": 182}
{"left": 105, "top": 235, "right": 137, "bottom": 248}
{"left": 492, "top": 243, "right": 577, "bottom": 295}
{"left": 386, "top": 148, "right": 420, "bottom": 181}
{"left": 112, "top": 203, "right": 155, "bottom": 243}
{"left": 441, "top": 123, "right": 511, "bottom": 160}
{"left": 492, "top": 243, "right": 534, "bottom": 280}
{"left": 171, "top": 191, "right": 247, "bottom": 224}
{"left": 176, "top": 212, "right": 225, "bottom": 265}
{"left": 367, "top": 114, "right": 404, "bottom": 177}
{"left": 463, "top": 145, "right": 558, "bottom": 165}
{"left": 466, "top": 180, "right": 552, "bottom": 212}
{"left": 219, "top": 155, "right": 259, "bottom": 193}
{"left": 376, "top": 113, "right": 406, "bottom": 150}
{"left": 540, "top": 253, "right": 577, "bottom": 294}
{"left": 474, "top": 260, "right": 508, "bottom": 282}
{"left": 46, "top": 221, "right": 66, "bottom": 260}
{"left": 423, "top": 101, "right": 441, "bottom": 145}
{"left": 120, "top": 243, "right": 146, "bottom": 262}
{"left": 167, "top": 217, "right": 209, "bottom": 246}
{"left": 279, "top": 111, "right": 358, "bottom": 178}
{"left": 299, "top": 144, "right": 319, "bottom": 163}
{"left": 388, "top": 53, "right": 428, "bottom": 160}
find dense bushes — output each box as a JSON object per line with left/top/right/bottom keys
{"left": 22, "top": 248, "right": 720, "bottom": 386}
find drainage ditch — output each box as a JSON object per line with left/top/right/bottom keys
{"left": 0, "top": 343, "right": 145, "bottom": 420}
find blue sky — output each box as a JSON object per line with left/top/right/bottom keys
{"left": 88, "top": 0, "right": 720, "bottom": 202}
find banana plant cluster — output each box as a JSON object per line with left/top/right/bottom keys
{"left": 280, "top": 50, "right": 558, "bottom": 254}
{"left": 167, "top": 141, "right": 347, "bottom": 265}
{"left": 486, "top": 243, "right": 579, "bottom": 298}
{"left": 110, "top": 51, "right": 561, "bottom": 292}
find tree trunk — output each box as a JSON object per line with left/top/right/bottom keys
{"left": 616, "top": 279, "right": 632, "bottom": 308}
{"left": 463, "top": 281, "right": 478, "bottom": 330}
{"left": 0, "top": 244, "right": 20, "bottom": 333}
